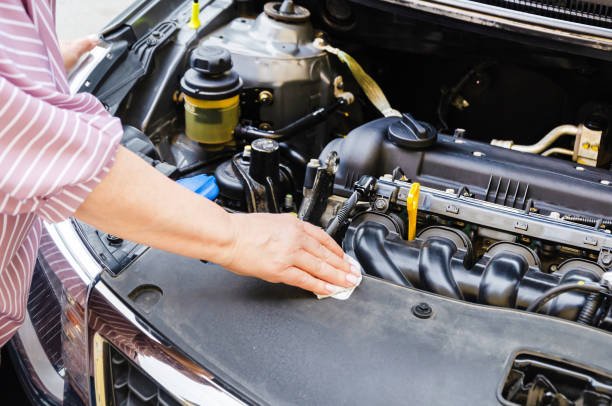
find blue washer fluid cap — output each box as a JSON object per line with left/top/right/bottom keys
{"left": 177, "top": 174, "right": 220, "bottom": 200}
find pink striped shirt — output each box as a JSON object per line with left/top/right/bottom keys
{"left": 0, "top": 0, "right": 122, "bottom": 346}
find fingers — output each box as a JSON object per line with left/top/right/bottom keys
{"left": 61, "top": 35, "right": 100, "bottom": 72}
{"left": 294, "top": 250, "right": 359, "bottom": 289}
{"left": 75, "top": 35, "right": 100, "bottom": 54}
{"left": 282, "top": 267, "right": 346, "bottom": 296}
{"left": 300, "top": 233, "right": 352, "bottom": 274}
{"left": 302, "top": 221, "right": 344, "bottom": 258}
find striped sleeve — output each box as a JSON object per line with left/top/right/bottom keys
{"left": 0, "top": 75, "right": 122, "bottom": 223}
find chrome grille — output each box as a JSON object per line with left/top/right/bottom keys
{"left": 108, "top": 346, "right": 181, "bottom": 406}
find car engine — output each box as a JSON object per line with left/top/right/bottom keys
{"left": 90, "top": 0, "right": 612, "bottom": 333}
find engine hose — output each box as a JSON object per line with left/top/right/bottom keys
{"left": 576, "top": 293, "right": 602, "bottom": 325}
{"left": 526, "top": 282, "right": 606, "bottom": 314}
{"left": 541, "top": 147, "right": 574, "bottom": 157}
{"left": 491, "top": 124, "right": 579, "bottom": 154}
{"left": 235, "top": 98, "right": 346, "bottom": 142}
{"left": 278, "top": 143, "right": 307, "bottom": 168}
{"left": 326, "top": 191, "right": 360, "bottom": 236}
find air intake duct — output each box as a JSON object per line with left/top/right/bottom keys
{"left": 345, "top": 221, "right": 606, "bottom": 323}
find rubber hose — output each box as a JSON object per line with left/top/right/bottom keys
{"left": 526, "top": 282, "right": 605, "bottom": 314}
{"left": 576, "top": 293, "right": 602, "bottom": 325}
{"left": 326, "top": 191, "right": 360, "bottom": 236}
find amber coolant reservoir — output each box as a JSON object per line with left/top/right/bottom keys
{"left": 180, "top": 46, "right": 243, "bottom": 148}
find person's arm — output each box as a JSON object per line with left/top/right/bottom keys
{"left": 75, "top": 147, "right": 359, "bottom": 295}
{"left": 0, "top": 62, "right": 356, "bottom": 296}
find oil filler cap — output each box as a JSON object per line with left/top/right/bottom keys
{"left": 387, "top": 113, "right": 437, "bottom": 150}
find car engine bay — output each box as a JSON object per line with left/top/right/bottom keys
{"left": 86, "top": 0, "right": 612, "bottom": 328}
{"left": 78, "top": 0, "right": 612, "bottom": 401}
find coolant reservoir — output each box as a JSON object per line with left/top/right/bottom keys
{"left": 180, "top": 46, "right": 243, "bottom": 147}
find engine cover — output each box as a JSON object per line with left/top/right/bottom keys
{"left": 321, "top": 116, "right": 612, "bottom": 218}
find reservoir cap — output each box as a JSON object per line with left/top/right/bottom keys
{"left": 191, "top": 46, "right": 233, "bottom": 74}
{"left": 177, "top": 174, "right": 220, "bottom": 200}
{"left": 181, "top": 45, "right": 242, "bottom": 100}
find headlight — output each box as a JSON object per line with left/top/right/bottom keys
{"left": 35, "top": 223, "right": 96, "bottom": 403}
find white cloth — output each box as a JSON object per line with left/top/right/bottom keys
{"left": 316, "top": 255, "right": 363, "bottom": 300}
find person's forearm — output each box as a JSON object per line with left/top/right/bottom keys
{"left": 75, "top": 146, "right": 236, "bottom": 264}
{"left": 76, "top": 146, "right": 359, "bottom": 296}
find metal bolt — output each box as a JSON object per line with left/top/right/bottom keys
{"left": 549, "top": 212, "right": 561, "bottom": 219}
{"left": 259, "top": 122, "right": 272, "bottom": 131}
{"left": 601, "top": 180, "right": 611, "bottom": 186}
{"left": 601, "top": 254, "right": 612, "bottom": 267}
{"left": 445, "top": 188, "right": 455, "bottom": 194}
{"left": 412, "top": 302, "right": 433, "bottom": 319}
{"left": 576, "top": 166, "right": 585, "bottom": 171}
{"left": 374, "top": 199, "right": 388, "bottom": 211}
{"left": 258, "top": 90, "right": 274, "bottom": 105}
{"left": 473, "top": 151, "right": 485, "bottom": 157}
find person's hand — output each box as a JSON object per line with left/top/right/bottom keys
{"left": 221, "top": 213, "right": 361, "bottom": 296}
{"left": 60, "top": 35, "right": 99, "bottom": 72}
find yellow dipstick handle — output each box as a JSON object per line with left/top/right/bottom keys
{"left": 407, "top": 182, "right": 420, "bottom": 240}
{"left": 189, "top": 0, "right": 201, "bottom": 30}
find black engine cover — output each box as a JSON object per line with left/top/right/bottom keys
{"left": 321, "top": 117, "right": 612, "bottom": 218}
